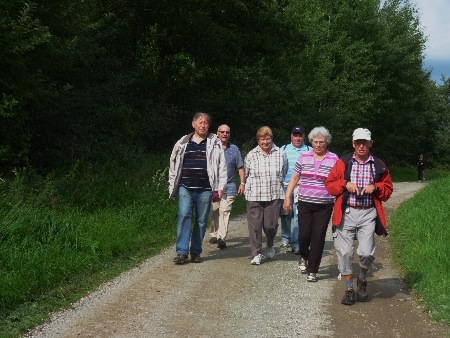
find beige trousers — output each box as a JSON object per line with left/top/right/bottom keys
{"left": 209, "top": 195, "right": 236, "bottom": 240}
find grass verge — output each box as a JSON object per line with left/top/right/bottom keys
{"left": 390, "top": 175, "right": 450, "bottom": 324}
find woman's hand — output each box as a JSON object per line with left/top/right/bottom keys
{"left": 283, "top": 197, "right": 292, "bottom": 212}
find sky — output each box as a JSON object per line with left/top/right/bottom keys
{"left": 412, "top": 0, "right": 450, "bottom": 83}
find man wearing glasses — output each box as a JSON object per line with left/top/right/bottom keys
{"left": 209, "top": 124, "right": 245, "bottom": 249}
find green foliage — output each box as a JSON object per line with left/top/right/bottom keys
{"left": 0, "top": 0, "right": 449, "bottom": 171}
{"left": 390, "top": 176, "right": 450, "bottom": 323}
{"left": 0, "top": 155, "right": 177, "bottom": 334}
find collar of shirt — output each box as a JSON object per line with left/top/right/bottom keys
{"left": 351, "top": 153, "right": 374, "bottom": 164}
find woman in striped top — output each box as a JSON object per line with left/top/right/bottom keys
{"left": 283, "top": 126, "right": 338, "bottom": 282}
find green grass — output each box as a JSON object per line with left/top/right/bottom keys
{"left": 390, "top": 175, "right": 450, "bottom": 324}
{"left": 0, "top": 158, "right": 178, "bottom": 337}
{"left": 0, "top": 163, "right": 449, "bottom": 337}
{"left": 389, "top": 165, "right": 449, "bottom": 182}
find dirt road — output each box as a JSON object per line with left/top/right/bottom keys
{"left": 27, "top": 182, "right": 449, "bottom": 337}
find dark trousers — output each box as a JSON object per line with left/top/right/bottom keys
{"left": 298, "top": 201, "right": 333, "bottom": 273}
{"left": 247, "top": 200, "right": 281, "bottom": 256}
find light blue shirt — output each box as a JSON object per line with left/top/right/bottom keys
{"left": 223, "top": 143, "right": 244, "bottom": 196}
{"left": 282, "top": 142, "right": 311, "bottom": 183}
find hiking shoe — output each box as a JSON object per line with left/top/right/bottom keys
{"left": 217, "top": 238, "right": 227, "bottom": 249}
{"left": 251, "top": 254, "right": 262, "bottom": 265}
{"left": 307, "top": 273, "right": 317, "bottom": 282}
{"left": 357, "top": 279, "right": 368, "bottom": 302}
{"left": 291, "top": 247, "right": 300, "bottom": 255}
{"left": 341, "top": 289, "right": 356, "bottom": 305}
{"left": 298, "top": 258, "right": 307, "bottom": 273}
{"left": 265, "top": 246, "right": 275, "bottom": 259}
{"left": 190, "top": 253, "right": 203, "bottom": 263}
{"left": 209, "top": 237, "right": 218, "bottom": 244}
{"left": 174, "top": 254, "right": 188, "bottom": 265}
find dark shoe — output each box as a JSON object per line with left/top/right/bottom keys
{"left": 209, "top": 237, "right": 218, "bottom": 244}
{"left": 217, "top": 238, "right": 227, "bottom": 249}
{"left": 173, "top": 254, "right": 188, "bottom": 265}
{"left": 306, "top": 273, "right": 317, "bottom": 282}
{"left": 341, "top": 289, "right": 356, "bottom": 305}
{"left": 357, "top": 279, "right": 368, "bottom": 302}
{"left": 191, "top": 253, "right": 203, "bottom": 263}
{"left": 291, "top": 248, "right": 300, "bottom": 255}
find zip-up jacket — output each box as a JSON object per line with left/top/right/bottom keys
{"left": 324, "top": 153, "right": 393, "bottom": 236}
{"left": 169, "top": 132, "right": 227, "bottom": 198}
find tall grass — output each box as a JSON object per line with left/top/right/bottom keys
{"left": 390, "top": 175, "right": 450, "bottom": 324}
{"left": 0, "top": 157, "right": 177, "bottom": 336}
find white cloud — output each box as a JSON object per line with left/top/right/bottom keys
{"left": 413, "top": 0, "right": 450, "bottom": 60}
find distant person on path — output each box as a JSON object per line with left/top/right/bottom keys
{"left": 325, "top": 128, "right": 393, "bottom": 305}
{"left": 283, "top": 127, "right": 338, "bottom": 282}
{"left": 417, "top": 153, "right": 425, "bottom": 181}
{"left": 209, "top": 124, "right": 245, "bottom": 249}
{"left": 169, "top": 112, "right": 227, "bottom": 264}
{"left": 244, "top": 126, "right": 288, "bottom": 265}
{"left": 280, "top": 126, "right": 311, "bottom": 254}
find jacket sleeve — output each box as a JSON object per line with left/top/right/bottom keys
{"left": 374, "top": 170, "right": 393, "bottom": 202}
{"left": 168, "top": 141, "right": 180, "bottom": 197}
{"left": 325, "top": 160, "right": 346, "bottom": 196}
{"left": 218, "top": 149, "right": 227, "bottom": 190}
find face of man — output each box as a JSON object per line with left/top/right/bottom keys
{"left": 352, "top": 139, "right": 373, "bottom": 160}
{"left": 192, "top": 116, "right": 209, "bottom": 138}
{"left": 291, "top": 133, "right": 304, "bottom": 148}
{"left": 217, "top": 125, "right": 230, "bottom": 145}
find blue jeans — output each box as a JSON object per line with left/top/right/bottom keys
{"left": 280, "top": 191, "right": 299, "bottom": 250}
{"left": 176, "top": 186, "right": 212, "bottom": 255}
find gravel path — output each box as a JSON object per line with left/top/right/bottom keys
{"left": 26, "top": 182, "right": 449, "bottom": 338}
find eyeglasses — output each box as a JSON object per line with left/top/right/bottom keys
{"left": 312, "top": 141, "right": 325, "bottom": 145}
{"left": 218, "top": 131, "right": 230, "bottom": 134}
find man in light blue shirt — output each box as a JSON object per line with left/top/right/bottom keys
{"left": 280, "top": 126, "right": 311, "bottom": 254}
{"left": 209, "top": 124, "right": 245, "bottom": 249}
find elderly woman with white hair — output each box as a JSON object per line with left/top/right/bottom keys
{"left": 283, "top": 126, "right": 338, "bottom": 282}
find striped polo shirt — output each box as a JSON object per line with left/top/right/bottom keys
{"left": 293, "top": 149, "right": 339, "bottom": 204}
{"left": 179, "top": 139, "right": 211, "bottom": 190}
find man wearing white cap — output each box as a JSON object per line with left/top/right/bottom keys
{"left": 325, "top": 128, "right": 393, "bottom": 305}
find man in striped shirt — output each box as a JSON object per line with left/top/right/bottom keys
{"left": 169, "top": 113, "right": 227, "bottom": 265}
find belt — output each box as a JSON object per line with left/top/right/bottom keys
{"left": 348, "top": 205, "right": 374, "bottom": 210}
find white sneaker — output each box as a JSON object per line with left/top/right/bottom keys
{"left": 298, "top": 258, "right": 307, "bottom": 273}
{"left": 307, "top": 273, "right": 317, "bottom": 282}
{"left": 265, "top": 246, "right": 275, "bottom": 259}
{"left": 251, "top": 254, "right": 262, "bottom": 265}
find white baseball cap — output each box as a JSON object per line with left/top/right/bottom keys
{"left": 352, "top": 128, "right": 371, "bottom": 141}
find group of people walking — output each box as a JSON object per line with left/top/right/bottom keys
{"left": 168, "top": 112, "right": 393, "bottom": 306}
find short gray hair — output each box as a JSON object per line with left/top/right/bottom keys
{"left": 193, "top": 112, "right": 211, "bottom": 124}
{"left": 308, "top": 126, "right": 332, "bottom": 145}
